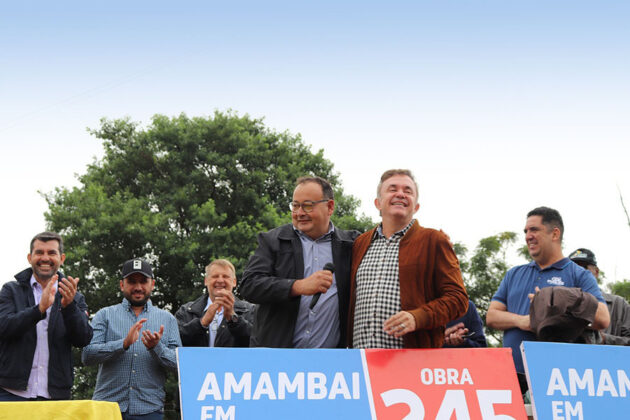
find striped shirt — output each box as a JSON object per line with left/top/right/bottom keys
{"left": 82, "top": 299, "right": 181, "bottom": 415}
{"left": 3, "top": 276, "right": 56, "bottom": 399}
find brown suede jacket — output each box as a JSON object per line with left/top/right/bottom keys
{"left": 348, "top": 220, "right": 468, "bottom": 348}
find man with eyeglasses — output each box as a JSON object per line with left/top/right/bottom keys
{"left": 240, "top": 176, "right": 360, "bottom": 348}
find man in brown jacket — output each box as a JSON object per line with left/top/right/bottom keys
{"left": 348, "top": 169, "right": 468, "bottom": 349}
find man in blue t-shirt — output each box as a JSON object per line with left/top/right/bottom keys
{"left": 487, "top": 207, "right": 609, "bottom": 375}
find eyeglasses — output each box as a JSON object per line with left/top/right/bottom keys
{"left": 289, "top": 199, "right": 329, "bottom": 213}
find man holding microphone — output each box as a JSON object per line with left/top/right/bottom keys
{"left": 240, "top": 176, "right": 359, "bottom": 348}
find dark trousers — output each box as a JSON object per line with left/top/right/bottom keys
{"left": 121, "top": 411, "right": 164, "bottom": 420}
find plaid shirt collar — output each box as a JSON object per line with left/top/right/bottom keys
{"left": 374, "top": 218, "right": 416, "bottom": 240}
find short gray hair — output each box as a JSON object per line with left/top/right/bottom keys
{"left": 377, "top": 169, "right": 418, "bottom": 198}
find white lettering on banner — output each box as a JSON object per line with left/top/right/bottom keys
{"left": 352, "top": 371, "right": 360, "bottom": 399}
{"left": 380, "top": 388, "right": 515, "bottom": 420}
{"left": 565, "top": 401, "right": 583, "bottom": 420}
{"left": 329, "top": 372, "right": 352, "bottom": 399}
{"left": 197, "top": 371, "right": 360, "bottom": 401}
{"left": 477, "top": 390, "right": 516, "bottom": 420}
{"left": 435, "top": 390, "right": 470, "bottom": 420}
{"left": 278, "top": 372, "right": 304, "bottom": 399}
{"left": 308, "top": 373, "right": 327, "bottom": 399}
{"left": 225, "top": 372, "right": 252, "bottom": 400}
{"left": 551, "top": 401, "right": 583, "bottom": 420}
{"left": 381, "top": 389, "right": 425, "bottom": 420}
{"left": 253, "top": 372, "right": 277, "bottom": 400}
{"left": 200, "top": 405, "right": 236, "bottom": 420}
{"left": 597, "top": 370, "right": 618, "bottom": 397}
{"left": 546, "top": 368, "right": 630, "bottom": 397}
{"left": 419, "top": 368, "right": 473, "bottom": 385}
{"left": 198, "top": 374, "right": 222, "bottom": 400}
{"left": 551, "top": 401, "right": 562, "bottom": 419}
{"left": 569, "top": 369, "right": 594, "bottom": 396}
{"left": 619, "top": 370, "right": 630, "bottom": 397}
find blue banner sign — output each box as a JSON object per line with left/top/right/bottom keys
{"left": 521, "top": 342, "right": 630, "bottom": 420}
{"left": 177, "top": 347, "right": 372, "bottom": 420}
{"left": 178, "top": 347, "right": 526, "bottom": 420}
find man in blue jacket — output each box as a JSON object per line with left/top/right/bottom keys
{"left": 0, "top": 231, "right": 92, "bottom": 400}
{"left": 443, "top": 300, "right": 487, "bottom": 348}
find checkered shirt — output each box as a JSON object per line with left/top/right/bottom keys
{"left": 352, "top": 219, "right": 415, "bottom": 348}
{"left": 82, "top": 299, "right": 181, "bottom": 415}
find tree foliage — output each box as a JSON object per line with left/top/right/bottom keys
{"left": 455, "top": 232, "right": 518, "bottom": 344}
{"left": 44, "top": 111, "right": 373, "bottom": 413}
{"left": 609, "top": 280, "right": 630, "bottom": 302}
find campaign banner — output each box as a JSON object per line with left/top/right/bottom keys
{"left": 521, "top": 342, "right": 630, "bottom": 420}
{"left": 177, "top": 347, "right": 526, "bottom": 420}
{"left": 364, "top": 348, "right": 526, "bottom": 419}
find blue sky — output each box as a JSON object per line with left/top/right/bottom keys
{"left": 2, "top": 1, "right": 629, "bottom": 284}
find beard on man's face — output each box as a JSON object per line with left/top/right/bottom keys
{"left": 124, "top": 291, "right": 150, "bottom": 307}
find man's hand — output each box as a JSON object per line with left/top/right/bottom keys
{"left": 59, "top": 276, "right": 79, "bottom": 308}
{"left": 123, "top": 318, "right": 147, "bottom": 350}
{"left": 527, "top": 286, "right": 541, "bottom": 303}
{"left": 290, "top": 270, "right": 333, "bottom": 297}
{"left": 444, "top": 322, "right": 468, "bottom": 346}
{"left": 39, "top": 275, "right": 58, "bottom": 314}
{"left": 487, "top": 300, "right": 533, "bottom": 332}
{"left": 200, "top": 302, "right": 220, "bottom": 327}
{"left": 213, "top": 289, "right": 236, "bottom": 319}
{"left": 383, "top": 311, "right": 416, "bottom": 338}
{"left": 142, "top": 325, "right": 164, "bottom": 349}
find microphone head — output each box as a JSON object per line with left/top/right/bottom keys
{"left": 323, "top": 262, "right": 335, "bottom": 273}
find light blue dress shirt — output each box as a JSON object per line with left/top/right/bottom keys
{"left": 82, "top": 298, "right": 181, "bottom": 415}
{"left": 204, "top": 298, "right": 224, "bottom": 347}
{"left": 292, "top": 223, "right": 340, "bottom": 348}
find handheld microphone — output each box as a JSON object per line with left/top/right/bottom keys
{"left": 309, "top": 262, "right": 335, "bottom": 310}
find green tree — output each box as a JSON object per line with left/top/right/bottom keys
{"left": 609, "top": 280, "right": 630, "bottom": 302}
{"left": 455, "top": 232, "right": 518, "bottom": 345}
{"left": 44, "top": 111, "right": 372, "bottom": 417}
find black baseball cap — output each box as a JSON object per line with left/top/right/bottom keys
{"left": 122, "top": 258, "right": 154, "bottom": 279}
{"left": 569, "top": 248, "right": 597, "bottom": 267}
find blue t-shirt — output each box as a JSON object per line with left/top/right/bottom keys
{"left": 492, "top": 258, "right": 604, "bottom": 373}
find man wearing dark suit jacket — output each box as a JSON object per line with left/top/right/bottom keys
{"left": 0, "top": 231, "right": 92, "bottom": 401}
{"left": 240, "top": 176, "right": 359, "bottom": 348}
{"left": 176, "top": 259, "right": 255, "bottom": 347}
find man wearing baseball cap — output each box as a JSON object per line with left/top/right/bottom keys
{"left": 569, "top": 248, "right": 630, "bottom": 345}
{"left": 82, "top": 258, "right": 181, "bottom": 420}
